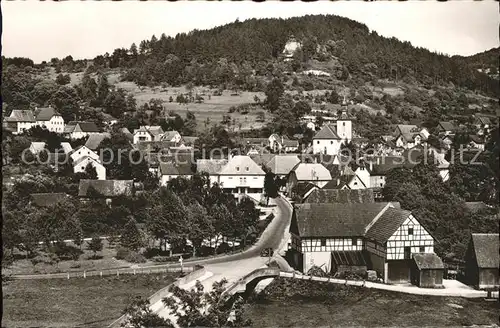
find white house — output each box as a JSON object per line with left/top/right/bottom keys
{"left": 161, "top": 130, "right": 182, "bottom": 144}
{"left": 290, "top": 202, "right": 438, "bottom": 285}
{"left": 159, "top": 162, "right": 193, "bottom": 186}
{"left": 133, "top": 126, "right": 165, "bottom": 144}
{"left": 217, "top": 155, "right": 266, "bottom": 202}
{"left": 73, "top": 156, "right": 106, "bottom": 180}
{"left": 287, "top": 163, "right": 332, "bottom": 195}
{"left": 394, "top": 125, "right": 429, "bottom": 149}
{"left": 70, "top": 145, "right": 100, "bottom": 164}
{"left": 64, "top": 121, "right": 100, "bottom": 140}
{"left": 28, "top": 142, "right": 46, "bottom": 155}
{"left": 3, "top": 110, "right": 37, "bottom": 134}
{"left": 312, "top": 125, "right": 342, "bottom": 155}
{"left": 468, "top": 135, "right": 485, "bottom": 151}
{"left": 34, "top": 107, "right": 65, "bottom": 133}
{"left": 269, "top": 134, "right": 300, "bottom": 153}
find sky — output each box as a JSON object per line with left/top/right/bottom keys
{"left": 2, "top": 1, "right": 499, "bottom": 63}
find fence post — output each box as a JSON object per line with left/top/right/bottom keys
{"left": 117, "top": 270, "right": 119, "bottom": 277}
{"left": 83, "top": 271, "right": 86, "bottom": 278}
{"left": 134, "top": 269, "right": 136, "bottom": 275}
{"left": 67, "top": 272, "right": 70, "bottom": 279}
{"left": 292, "top": 271, "right": 295, "bottom": 279}
{"left": 100, "top": 271, "right": 103, "bottom": 278}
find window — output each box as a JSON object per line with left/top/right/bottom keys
{"left": 354, "top": 181, "right": 357, "bottom": 185}
{"left": 419, "top": 246, "right": 425, "bottom": 253}
{"left": 352, "top": 238, "right": 357, "bottom": 246}
{"left": 236, "top": 167, "right": 240, "bottom": 171}
{"left": 330, "top": 141, "right": 333, "bottom": 144}
{"left": 246, "top": 167, "right": 249, "bottom": 172}
{"left": 408, "top": 228, "right": 414, "bottom": 235}
{"left": 343, "top": 122, "right": 345, "bottom": 126}
{"left": 321, "top": 239, "right": 326, "bottom": 247}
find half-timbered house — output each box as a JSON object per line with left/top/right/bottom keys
{"left": 289, "top": 202, "right": 439, "bottom": 286}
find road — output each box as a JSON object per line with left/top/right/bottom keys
{"left": 153, "top": 196, "right": 293, "bottom": 320}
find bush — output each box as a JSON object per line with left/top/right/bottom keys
{"left": 125, "top": 252, "right": 146, "bottom": 263}
{"left": 115, "top": 247, "right": 131, "bottom": 260}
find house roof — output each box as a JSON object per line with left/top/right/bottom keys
{"left": 182, "top": 136, "right": 199, "bottom": 145}
{"left": 413, "top": 253, "right": 445, "bottom": 270}
{"left": 294, "top": 202, "right": 395, "bottom": 238}
{"left": 395, "top": 124, "right": 424, "bottom": 142}
{"left": 34, "top": 107, "right": 60, "bottom": 121}
{"left": 266, "top": 155, "right": 300, "bottom": 175}
{"left": 30, "top": 193, "right": 70, "bottom": 207}
{"left": 313, "top": 124, "right": 340, "bottom": 140}
{"left": 162, "top": 130, "right": 179, "bottom": 140}
{"left": 282, "top": 138, "right": 299, "bottom": 147}
{"left": 365, "top": 207, "right": 410, "bottom": 243}
{"left": 475, "top": 116, "right": 492, "bottom": 125}
{"left": 85, "top": 133, "right": 110, "bottom": 150}
{"left": 159, "top": 162, "right": 193, "bottom": 176}
{"left": 5, "top": 110, "right": 36, "bottom": 122}
{"left": 219, "top": 155, "right": 265, "bottom": 175}
{"left": 305, "top": 189, "right": 375, "bottom": 204}
{"left": 469, "top": 135, "right": 484, "bottom": 144}
{"left": 465, "top": 201, "right": 491, "bottom": 213}
{"left": 196, "top": 159, "right": 228, "bottom": 175}
{"left": 292, "top": 163, "right": 332, "bottom": 181}
{"left": 438, "top": 121, "right": 458, "bottom": 132}
{"left": 30, "top": 142, "right": 46, "bottom": 153}
{"left": 293, "top": 182, "right": 319, "bottom": 200}
{"left": 471, "top": 233, "right": 499, "bottom": 268}
{"left": 78, "top": 179, "right": 134, "bottom": 198}
{"left": 65, "top": 121, "right": 100, "bottom": 133}
{"left": 134, "top": 141, "right": 177, "bottom": 153}
{"left": 249, "top": 153, "right": 276, "bottom": 166}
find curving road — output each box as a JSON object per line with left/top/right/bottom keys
{"left": 152, "top": 196, "right": 293, "bottom": 320}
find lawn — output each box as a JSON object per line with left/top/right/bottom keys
{"left": 2, "top": 273, "right": 179, "bottom": 328}
{"left": 244, "top": 277, "right": 500, "bottom": 327}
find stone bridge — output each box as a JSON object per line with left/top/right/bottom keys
{"left": 222, "top": 267, "right": 280, "bottom": 298}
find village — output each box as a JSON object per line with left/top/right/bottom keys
{"left": 2, "top": 4, "right": 499, "bottom": 328}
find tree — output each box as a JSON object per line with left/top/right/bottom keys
{"left": 97, "top": 73, "right": 110, "bottom": 106}
{"left": 121, "top": 296, "right": 174, "bottom": 328}
{"left": 162, "top": 279, "right": 251, "bottom": 327}
{"left": 263, "top": 171, "right": 279, "bottom": 201}
{"left": 293, "top": 100, "right": 312, "bottom": 118}
{"left": 120, "top": 218, "right": 143, "bottom": 251}
{"left": 49, "top": 85, "right": 81, "bottom": 122}
{"left": 265, "top": 78, "right": 284, "bottom": 112}
{"left": 55, "top": 73, "right": 71, "bottom": 85}
{"left": 87, "top": 236, "right": 103, "bottom": 257}
{"left": 186, "top": 202, "right": 214, "bottom": 257}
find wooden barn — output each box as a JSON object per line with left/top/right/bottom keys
{"left": 465, "top": 233, "right": 499, "bottom": 290}
{"left": 410, "top": 253, "right": 444, "bottom": 288}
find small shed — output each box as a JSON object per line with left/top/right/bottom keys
{"left": 465, "top": 233, "right": 499, "bottom": 290}
{"left": 410, "top": 253, "right": 444, "bottom": 288}
{"left": 331, "top": 251, "right": 368, "bottom": 277}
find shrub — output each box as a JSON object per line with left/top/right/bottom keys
{"left": 115, "top": 247, "right": 131, "bottom": 260}
{"left": 125, "top": 252, "right": 147, "bottom": 263}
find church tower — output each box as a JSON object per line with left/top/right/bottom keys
{"left": 336, "top": 96, "right": 353, "bottom": 144}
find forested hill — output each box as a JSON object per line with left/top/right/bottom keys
{"left": 90, "top": 14, "right": 499, "bottom": 96}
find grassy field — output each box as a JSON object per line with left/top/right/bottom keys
{"left": 2, "top": 273, "right": 179, "bottom": 328}
{"left": 245, "top": 278, "right": 500, "bottom": 327}
{"left": 4, "top": 240, "right": 132, "bottom": 276}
